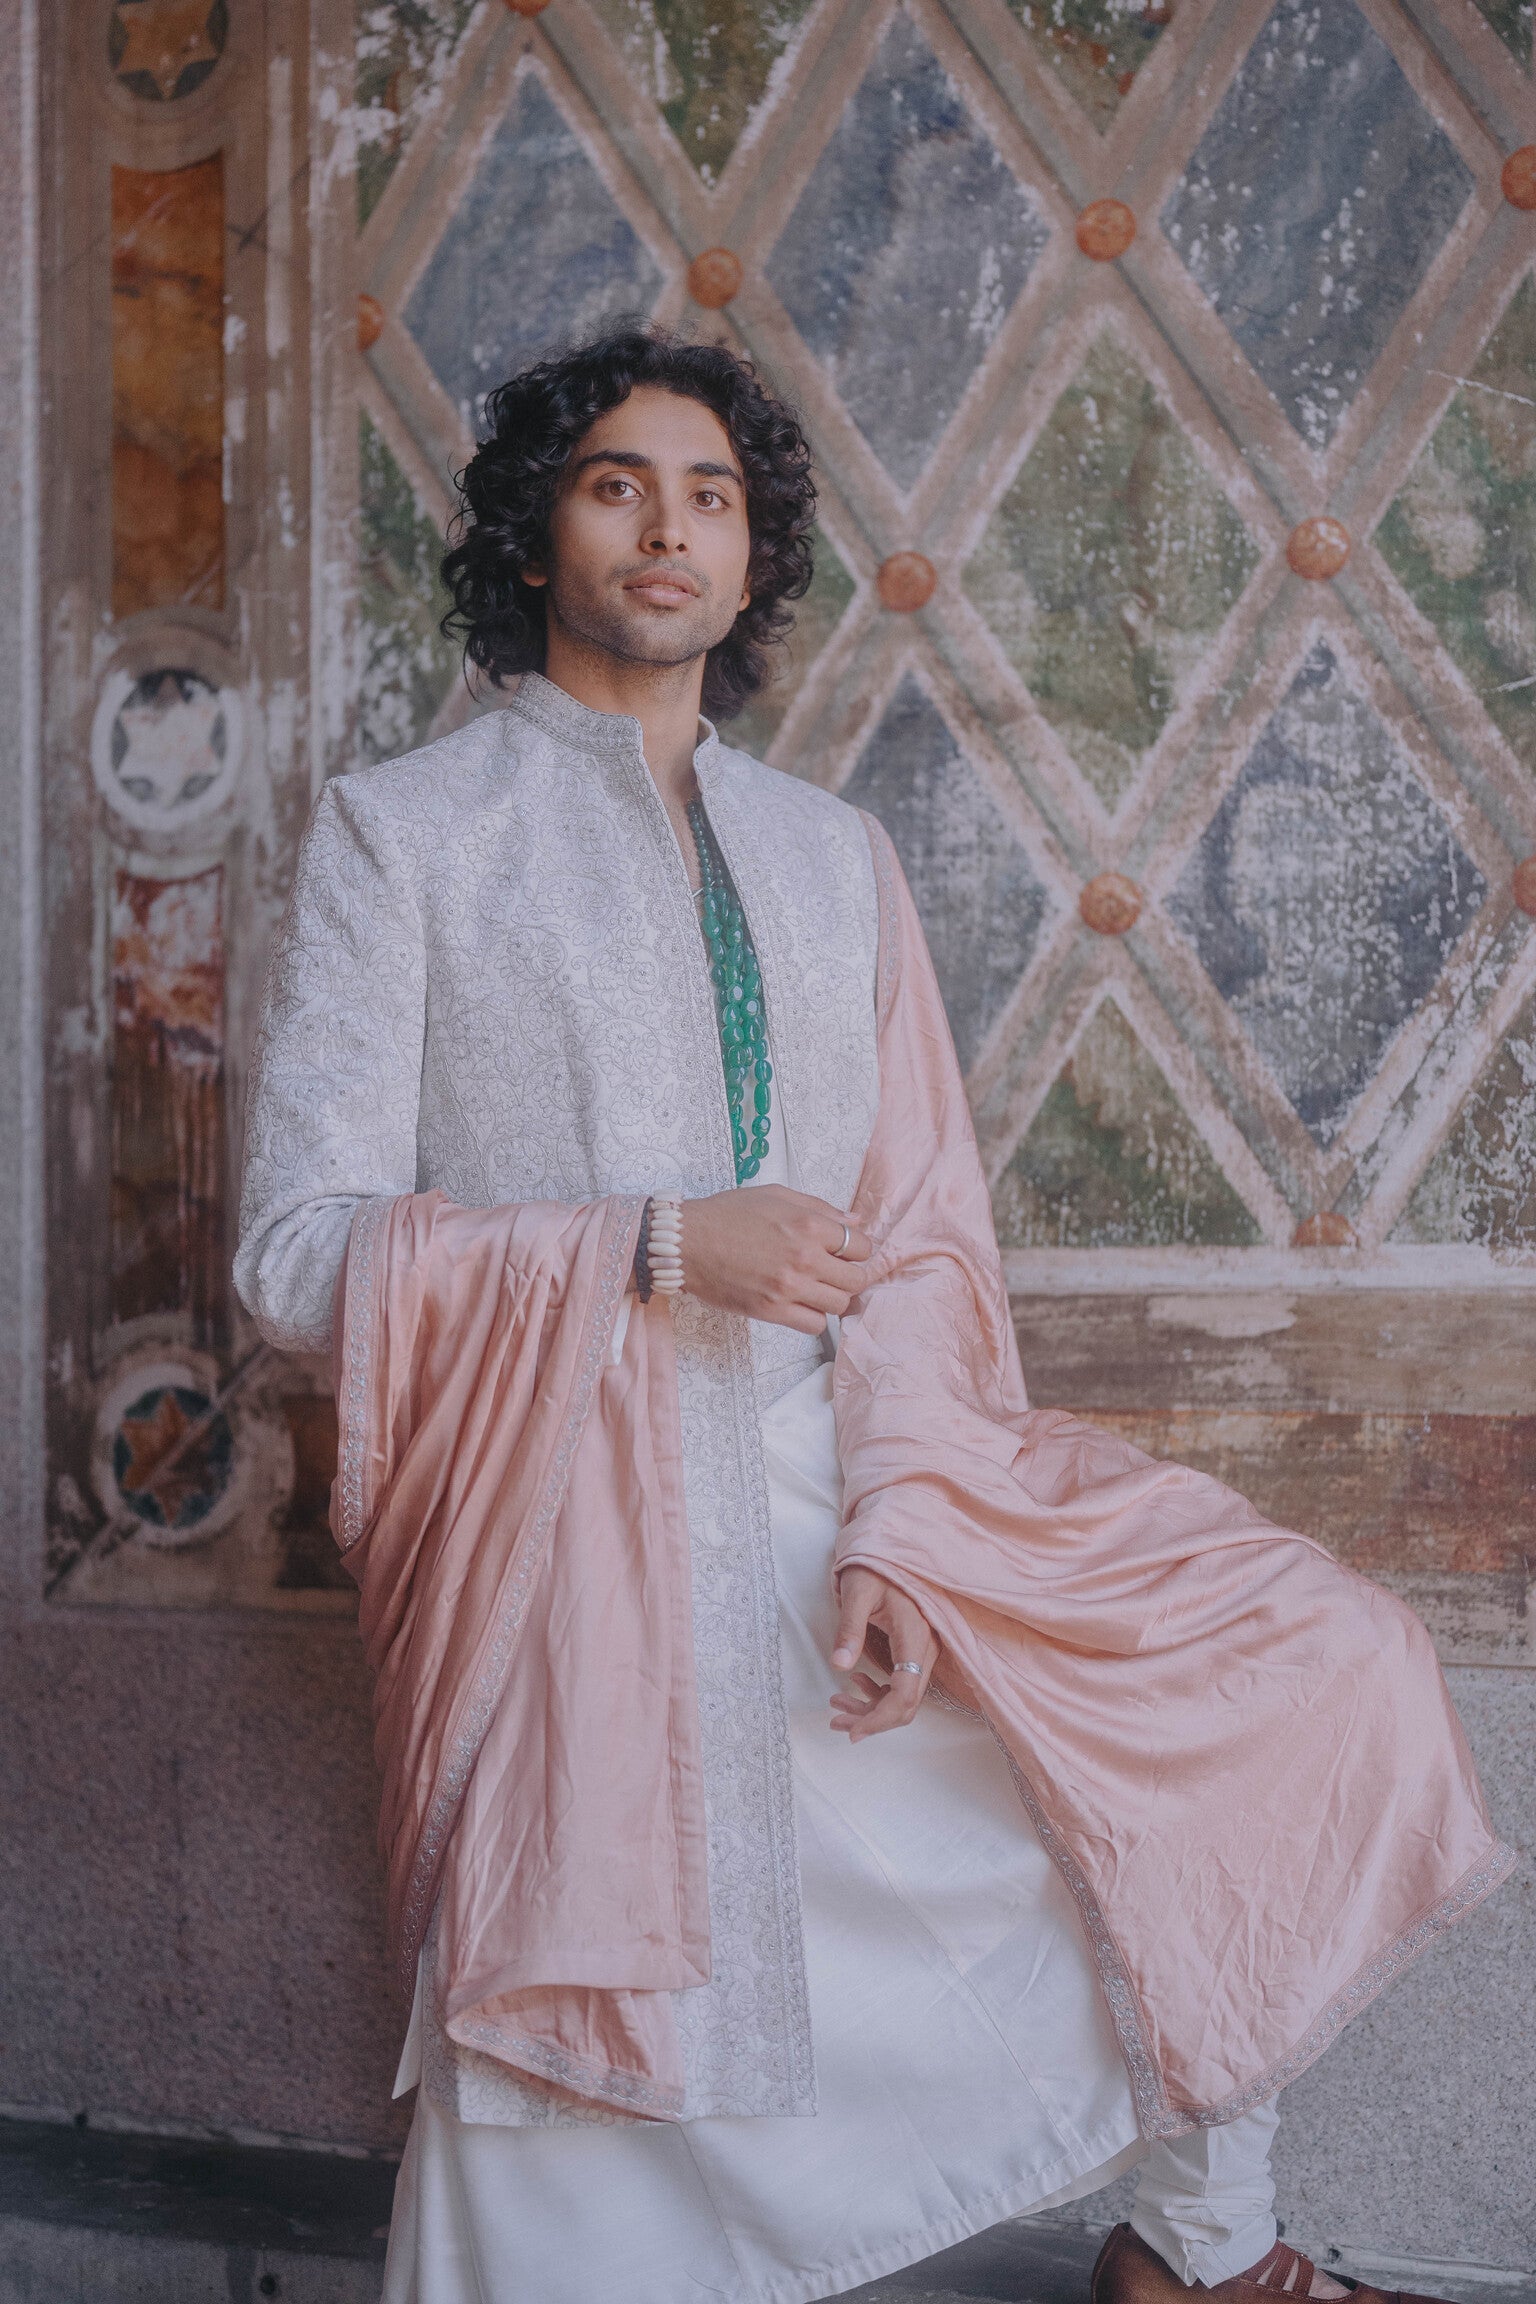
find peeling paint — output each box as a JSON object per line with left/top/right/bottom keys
{"left": 1087, "top": 1405, "right": 1536, "bottom": 1578}
{"left": 995, "top": 998, "right": 1263, "bottom": 1248}
{"left": 358, "top": 412, "right": 460, "bottom": 764}
{"left": 1393, "top": 993, "right": 1536, "bottom": 1250}
{"left": 111, "top": 155, "right": 226, "bottom": 616}
{"left": 963, "top": 330, "right": 1258, "bottom": 811}
{"left": 355, "top": 0, "right": 477, "bottom": 225}
{"left": 1004, "top": 0, "right": 1170, "bottom": 133}
{"left": 1377, "top": 277, "right": 1536, "bottom": 782}
{"left": 589, "top": 0, "right": 817, "bottom": 185}
{"left": 766, "top": 14, "right": 1049, "bottom": 490}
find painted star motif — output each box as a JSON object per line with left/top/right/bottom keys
{"left": 113, "top": 1, "right": 221, "bottom": 101}
{"left": 113, "top": 674, "right": 223, "bottom": 811}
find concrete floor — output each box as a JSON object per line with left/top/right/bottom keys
{"left": 3, "top": 2116, "right": 1533, "bottom": 2304}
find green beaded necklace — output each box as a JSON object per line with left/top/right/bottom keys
{"left": 687, "top": 798, "right": 772, "bottom": 1183}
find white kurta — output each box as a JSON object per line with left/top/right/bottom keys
{"left": 381, "top": 1093, "right": 1145, "bottom": 2304}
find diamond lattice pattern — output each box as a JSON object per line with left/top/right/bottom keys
{"left": 993, "top": 998, "right": 1262, "bottom": 1248}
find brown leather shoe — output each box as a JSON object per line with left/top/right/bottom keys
{"left": 1090, "top": 2222, "right": 1457, "bottom": 2304}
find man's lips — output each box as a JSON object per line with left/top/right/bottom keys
{"left": 623, "top": 571, "right": 700, "bottom": 605}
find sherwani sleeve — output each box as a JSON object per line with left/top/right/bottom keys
{"left": 235, "top": 774, "right": 426, "bottom": 1352}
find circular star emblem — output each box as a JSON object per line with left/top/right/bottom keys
{"left": 90, "top": 665, "right": 243, "bottom": 832}
{"left": 109, "top": 0, "right": 228, "bottom": 103}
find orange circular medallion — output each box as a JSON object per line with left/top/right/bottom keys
{"left": 1079, "top": 873, "right": 1143, "bottom": 935}
{"left": 687, "top": 248, "right": 743, "bottom": 309}
{"left": 876, "top": 552, "right": 937, "bottom": 612}
{"left": 1286, "top": 517, "right": 1351, "bottom": 580}
{"left": 1075, "top": 200, "right": 1137, "bottom": 261}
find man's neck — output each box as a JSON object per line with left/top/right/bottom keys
{"left": 540, "top": 628, "right": 707, "bottom": 810}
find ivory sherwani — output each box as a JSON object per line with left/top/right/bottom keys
{"left": 238, "top": 671, "right": 884, "bottom": 2123}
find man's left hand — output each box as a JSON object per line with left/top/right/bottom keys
{"left": 828, "top": 1568, "right": 939, "bottom": 1741}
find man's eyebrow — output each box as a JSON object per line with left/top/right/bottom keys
{"left": 567, "top": 447, "right": 744, "bottom": 484}
{"left": 569, "top": 447, "right": 652, "bottom": 477}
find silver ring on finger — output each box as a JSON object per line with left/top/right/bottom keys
{"left": 892, "top": 1660, "right": 923, "bottom": 1676}
{"left": 833, "top": 1220, "right": 852, "bottom": 1258}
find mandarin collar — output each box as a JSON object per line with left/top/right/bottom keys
{"left": 508, "top": 671, "right": 722, "bottom": 771}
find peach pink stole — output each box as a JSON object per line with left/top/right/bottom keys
{"left": 835, "top": 820, "right": 1514, "bottom": 2137}
{"left": 332, "top": 1189, "right": 708, "bottom": 2118}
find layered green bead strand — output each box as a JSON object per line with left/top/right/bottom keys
{"left": 688, "top": 799, "right": 772, "bottom": 1184}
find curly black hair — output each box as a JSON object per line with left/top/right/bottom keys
{"left": 440, "top": 329, "right": 817, "bottom": 722}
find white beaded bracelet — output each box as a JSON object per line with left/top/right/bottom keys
{"left": 648, "top": 1196, "right": 686, "bottom": 1295}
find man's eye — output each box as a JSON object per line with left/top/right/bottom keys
{"left": 696, "top": 490, "right": 723, "bottom": 509}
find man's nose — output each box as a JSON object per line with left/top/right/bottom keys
{"left": 640, "top": 499, "right": 689, "bottom": 554}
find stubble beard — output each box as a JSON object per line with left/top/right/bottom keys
{"left": 545, "top": 563, "right": 741, "bottom": 676}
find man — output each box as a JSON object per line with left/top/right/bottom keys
{"left": 235, "top": 331, "right": 1510, "bottom": 2304}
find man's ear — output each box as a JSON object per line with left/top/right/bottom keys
{"left": 521, "top": 562, "right": 549, "bottom": 590}
{"left": 738, "top": 587, "right": 751, "bottom": 612}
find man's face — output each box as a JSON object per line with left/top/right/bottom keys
{"left": 525, "top": 384, "right": 752, "bottom": 674}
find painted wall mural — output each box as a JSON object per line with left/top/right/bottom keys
{"left": 44, "top": 0, "right": 338, "bottom": 1610}
{"left": 42, "top": 0, "right": 1536, "bottom": 1657}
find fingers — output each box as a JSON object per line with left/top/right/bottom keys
{"left": 829, "top": 1586, "right": 938, "bottom": 1742}
{"left": 777, "top": 1191, "right": 875, "bottom": 1269}
{"left": 830, "top": 1573, "right": 876, "bottom": 1672}
{"left": 687, "top": 1185, "right": 875, "bottom": 1331}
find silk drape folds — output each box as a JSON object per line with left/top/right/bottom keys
{"left": 833, "top": 820, "right": 1513, "bottom": 2135}
{"left": 331, "top": 815, "right": 1511, "bottom": 2142}
{"left": 334, "top": 1188, "right": 709, "bottom": 2117}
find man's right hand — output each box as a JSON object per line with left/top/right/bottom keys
{"left": 678, "top": 1185, "right": 873, "bottom": 1333}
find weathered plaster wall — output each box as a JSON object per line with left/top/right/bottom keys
{"left": 0, "top": 0, "right": 1531, "bottom": 2282}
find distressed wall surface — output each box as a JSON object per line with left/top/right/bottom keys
{"left": 1, "top": 0, "right": 1532, "bottom": 2278}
